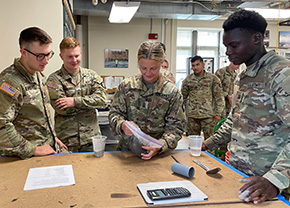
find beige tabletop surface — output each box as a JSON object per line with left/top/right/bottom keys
{"left": 0, "top": 150, "right": 289, "bottom": 208}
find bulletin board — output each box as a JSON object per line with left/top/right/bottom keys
{"left": 101, "top": 75, "right": 125, "bottom": 94}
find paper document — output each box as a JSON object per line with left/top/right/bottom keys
{"left": 137, "top": 180, "right": 208, "bottom": 205}
{"left": 24, "top": 165, "right": 75, "bottom": 191}
{"left": 114, "top": 76, "right": 123, "bottom": 87}
{"left": 104, "top": 76, "right": 115, "bottom": 89}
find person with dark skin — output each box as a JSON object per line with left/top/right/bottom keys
{"left": 202, "top": 9, "right": 290, "bottom": 204}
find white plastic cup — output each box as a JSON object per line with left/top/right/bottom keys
{"left": 92, "top": 135, "right": 107, "bottom": 157}
{"left": 188, "top": 135, "right": 203, "bottom": 156}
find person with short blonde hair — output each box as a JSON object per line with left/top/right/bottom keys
{"left": 47, "top": 37, "right": 106, "bottom": 152}
{"left": 59, "top": 37, "right": 81, "bottom": 52}
{"left": 109, "top": 40, "right": 185, "bottom": 160}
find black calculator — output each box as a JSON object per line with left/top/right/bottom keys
{"left": 147, "top": 187, "right": 191, "bottom": 200}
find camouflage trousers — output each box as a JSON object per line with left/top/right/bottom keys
{"left": 187, "top": 117, "right": 215, "bottom": 140}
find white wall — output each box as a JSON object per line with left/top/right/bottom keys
{"left": 0, "top": 0, "right": 63, "bottom": 77}
{"left": 87, "top": 16, "right": 175, "bottom": 78}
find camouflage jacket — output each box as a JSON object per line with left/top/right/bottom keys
{"left": 47, "top": 66, "right": 106, "bottom": 147}
{"left": 160, "top": 68, "right": 175, "bottom": 83}
{"left": 109, "top": 73, "right": 186, "bottom": 153}
{"left": 215, "top": 66, "right": 237, "bottom": 98}
{"left": 204, "top": 51, "right": 290, "bottom": 193}
{"left": 0, "top": 58, "right": 56, "bottom": 159}
{"left": 215, "top": 66, "right": 237, "bottom": 117}
{"left": 181, "top": 71, "right": 225, "bottom": 118}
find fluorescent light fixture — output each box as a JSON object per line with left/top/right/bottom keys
{"left": 109, "top": 2, "right": 140, "bottom": 23}
{"left": 245, "top": 8, "right": 290, "bottom": 19}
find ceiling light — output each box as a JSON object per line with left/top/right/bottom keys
{"left": 92, "top": 0, "right": 98, "bottom": 6}
{"left": 245, "top": 8, "right": 290, "bottom": 19}
{"left": 109, "top": 2, "right": 140, "bottom": 23}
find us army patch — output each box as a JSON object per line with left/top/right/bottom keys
{"left": 47, "top": 81, "right": 58, "bottom": 89}
{"left": 0, "top": 82, "right": 17, "bottom": 96}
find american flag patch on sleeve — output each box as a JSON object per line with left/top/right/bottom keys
{"left": 47, "top": 81, "right": 58, "bottom": 89}
{"left": 0, "top": 82, "right": 17, "bottom": 96}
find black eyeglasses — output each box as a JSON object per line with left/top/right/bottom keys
{"left": 24, "top": 48, "right": 54, "bottom": 61}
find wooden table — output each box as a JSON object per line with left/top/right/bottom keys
{"left": 0, "top": 150, "right": 289, "bottom": 208}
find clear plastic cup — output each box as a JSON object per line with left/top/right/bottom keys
{"left": 92, "top": 135, "right": 107, "bottom": 157}
{"left": 188, "top": 135, "right": 203, "bottom": 156}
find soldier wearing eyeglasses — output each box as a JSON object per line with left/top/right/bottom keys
{"left": 0, "top": 27, "right": 68, "bottom": 159}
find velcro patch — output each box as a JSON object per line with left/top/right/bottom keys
{"left": 47, "top": 81, "right": 58, "bottom": 89}
{"left": 0, "top": 82, "right": 17, "bottom": 96}
{"left": 247, "top": 82, "right": 265, "bottom": 88}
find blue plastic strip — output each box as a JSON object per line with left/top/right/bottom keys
{"left": 203, "top": 151, "right": 248, "bottom": 177}
{"left": 53, "top": 150, "right": 131, "bottom": 156}
{"left": 202, "top": 151, "right": 289, "bottom": 206}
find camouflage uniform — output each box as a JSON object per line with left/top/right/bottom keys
{"left": 47, "top": 66, "right": 106, "bottom": 151}
{"left": 204, "top": 51, "right": 290, "bottom": 196}
{"left": 215, "top": 66, "right": 237, "bottom": 118}
{"left": 0, "top": 58, "right": 57, "bottom": 159}
{"left": 181, "top": 71, "right": 225, "bottom": 139}
{"left": 109, "top": 73, "right": 186, "bottom": 154}
{"left": 160, "top": 68, "right": 175, "bottom": 83}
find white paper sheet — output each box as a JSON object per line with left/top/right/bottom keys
{"left": 24, "top": 165, "right": 75, "bottom": 191}
{"left": 104, "top": 76, "right": 115, "bottom": 89}
{"left": 137, "top": 180, "right": 208, "bottom": 205}
{"left": 114, "top": 76, "right": 123, "bottom": 88}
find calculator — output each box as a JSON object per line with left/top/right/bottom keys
{"left": 147, "top": 187, "right": 191, "bottom": 200}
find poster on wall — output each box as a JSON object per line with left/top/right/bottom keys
{"left": 104, "top": 49, "right": 129, "bottom": 68}
{"left": 279, "top": 31, "right": 290, "bottom": 48}
{"left": 203, "top": 57, "right": 214, "bottom": 74}
{"left": 264, "top": 30, "right": 269, "bottom": 48}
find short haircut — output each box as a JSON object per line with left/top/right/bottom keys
{"left": 137, "top": 41, "right": 165, "bottom": 63}
{"left": 59, "top": 37, "right": 81, "bottom": 52}
{"left": 163, "top": 59, "right": 169, "bottom": 65}
{"left": 191, "top": 55, "right": 203, "bottom": 63}
{"left": 19, "top": 27, "right": 52, "bottom": 48}
{"left": 223, "top": 9, "right": 267, "bottom": 35}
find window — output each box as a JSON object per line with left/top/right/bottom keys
{"left": 176, "top": 30, "right": 192, "bottom": 89}
{"left": 176, "top": 29, "right": 228, "bottom": 88}
{"left": 197, "top": 31, "right": 219, "bottom": 72}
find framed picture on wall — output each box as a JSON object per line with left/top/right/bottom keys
{"left": 104, "top": 49, "right": 129, "bottom": 68}
{"left": 279, "top": 31, "right": 290, "bottom": 48}
{"left": 203, "top": 57, "right": 214, "bottom": 74}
